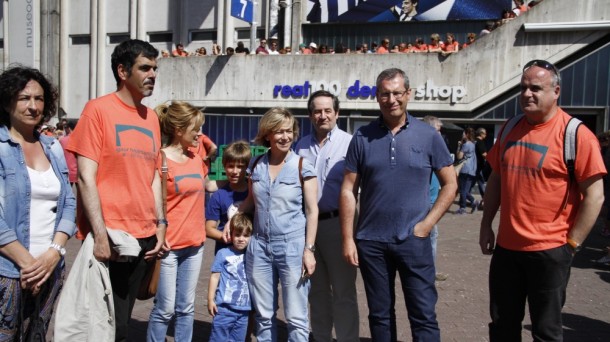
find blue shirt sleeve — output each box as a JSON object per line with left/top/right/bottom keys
{"left": 206, "top": 190, "right": 223, "bottom": 221}
{"left": 210, "top": 248, "right": 226, "bottom": 273}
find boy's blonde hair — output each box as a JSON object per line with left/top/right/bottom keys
{"left": 222, "top": 140, "right": 252, "bottom": 167}
{"left": 230, "top": 213, "right": 253, "bottom": 237}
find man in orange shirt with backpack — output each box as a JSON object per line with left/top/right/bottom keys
{"left": 479, "top": 59, "right": 606, "bottom": 341}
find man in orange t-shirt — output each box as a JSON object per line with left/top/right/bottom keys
{"left": 376, "top": 38, "right": 390, "bottom": 54}
{"left": 479, "top": 59, "right": 606, "bottom": 342}
{"left": 67, "top": 39, "right": 168, "bottom": 341}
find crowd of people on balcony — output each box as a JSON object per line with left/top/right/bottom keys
{"left": 159, "top": 0, "right": 544, "bottom": 59}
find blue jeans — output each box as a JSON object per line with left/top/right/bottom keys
{"left": 246, "top": 233, "right": 310, "bottom": 342}
{"left": 489, "top": 245, "right": 572, "bottom": 342}
{"left": 357, "top": 238, "right": 439, "bottom": 342}
{"left": 209, "top": 305, "right": 250, "bottom": 342}
{"left": 147, "top": 245, "right": 204, "bottom": 342}
{"left": 458, "top": 173, "right": 476, "bottom": 209}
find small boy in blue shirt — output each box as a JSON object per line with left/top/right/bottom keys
{"left": 206, "top": 140, "right": 251, "bottom": 254}
{"left": 207, "top": 213, "right": 252, "bottom": 341}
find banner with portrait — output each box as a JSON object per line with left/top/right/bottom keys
{"left": 306, "top": 0, "right": 512, "bottom": 23}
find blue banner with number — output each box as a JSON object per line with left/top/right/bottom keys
{"left": 232, "top": 0, "right": 254, "bottom": 23}
{"left": 307, "top": 0, "right": 511, "bottom": 23}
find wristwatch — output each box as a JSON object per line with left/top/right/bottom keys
{"left": 304, "top": 244, "right": 316, "bottom": 253}
{"left": 566, "top": 237, "right": 582, "bottom": 253}
{"left": 50, "top": 243, "right": 66, "bottom": 256}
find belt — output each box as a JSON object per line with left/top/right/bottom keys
{"left": 318, "top": 210, "right": 340, "bottom": 221}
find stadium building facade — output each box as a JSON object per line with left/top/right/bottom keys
{"left": 1, "top": 0, "right": 608, "bottom": 148}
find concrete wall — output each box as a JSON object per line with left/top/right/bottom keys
{"left": 145, "top": 0, "right": 610, "bottom": 114}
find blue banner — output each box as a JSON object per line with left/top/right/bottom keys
{"left": 307, "top": 0, "right": 511, "bottom": 23}
{"left": 231, "top": 0, "right": 254, "bottom": 23}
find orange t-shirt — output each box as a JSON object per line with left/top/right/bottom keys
{"left": 67, "top": 93, "right": 161, "bottom": 239}
{"left": 487, "top": 109, "right": 607, "bottom": 251}
{"left": 442, "top": 41, "right": 459, "bottom": 52}
{"left": 376, "top": 46, "right": 389, "bottom": 54}
{"left": 162, "top": 153, "right": 207, "bottom": 249}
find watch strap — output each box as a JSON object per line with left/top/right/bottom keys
{"left": 50, "top": 243, "right": 66, "bottom": 256}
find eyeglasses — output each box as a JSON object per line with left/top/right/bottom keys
{"left": 523, "top": 59, "right": 559, "bottom": 76}
{"left": 378, "top": 90, "right": 408, "bottom": 100}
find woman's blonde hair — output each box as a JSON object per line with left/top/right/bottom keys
{"left": 254, "top": 107, "right": 299, "bottom": 147}
{"left": 155, "top": 101, "right": 204, "bottom": 146}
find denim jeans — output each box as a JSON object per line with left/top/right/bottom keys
{"left": 458, "top": 173, "right": 476, "bottom": 209}
{"left": 357, "top": 238, "right": 439, "bottom": 342}
{"left": 430, "top": 224, "right": 438, "bottom": 261}
{"left": 147, "top": 245, "right": 204, "bottom": 342}
{"left": 474, "top": 170, "right": 486, "bottom": 197}
{"left": 489, "top": 244, "right": 572, "bottom": 342}
{"left": 209, "top": 305, "right": 250, "bottom": 342}
{"left": 246, "top": 233, "right": 310, "bottom": 342}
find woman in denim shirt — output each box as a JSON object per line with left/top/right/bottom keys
{"left": 0, "top": 66, "right": 76, "bottom": 339}
{"left": 226, "top": 108, "right": 318, "bottom": 341}
{"left": 456, "top": 127, "right": 479, "bottom": 214}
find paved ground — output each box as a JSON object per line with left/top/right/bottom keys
{"left": 51, "top": 197, "right": 610, "bottom": 341}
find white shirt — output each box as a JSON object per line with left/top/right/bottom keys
{"left": 28, "top": 165, "right": 61, "bottom": 257}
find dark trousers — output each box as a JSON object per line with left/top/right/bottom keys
{"left": 109, "top": 235, "right": 157, "bottom": 342}
{"left": 489, "top": 244, "right": 573, "bottom": 342}
{"left": 357, "top": 238, "right": 439, "bottom": 342}
{"left": 458, "top": 173, "right": 476, "bottom": 208}
{"left": 473, "top": 170, "right": 486, "bottom": 197}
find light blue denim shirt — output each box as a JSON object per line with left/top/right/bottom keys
{"left": 459, "top": 141, "right": 478, "bottom": 176}
{"left": 294, "top": 125, "right": 352, "bottom": 213}
{"left": 249, "top": 151, "right": 316, "bottom": 241}
{"left": 0, "top": 125, "right": 77, "bottom": 278}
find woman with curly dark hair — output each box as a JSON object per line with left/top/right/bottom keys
{"left": 0, "top": 66, "right": 76, "bottom": 340}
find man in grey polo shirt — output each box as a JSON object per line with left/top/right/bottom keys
{"left": 295, "top": 90, "right": 359, "bottom": 342}
{"left": 341, "top": 68, "right": 457, "bottom": 341}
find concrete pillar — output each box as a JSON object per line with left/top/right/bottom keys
{"left": 96, "top": 0, "right": 106, "bottom": 96}
{"left": 137, "top": 0, "right": 145, "bottom": 40}
{"left": 216, "top": 0, "right": 224, "bottom": 50}
{"left": 129, "top": 0, "right": 136, "bottom": 39}
{"left": 283, "top": 0, "right": 291, "bottom": 49}
{"left": 3, "top": 0, "right": 9, "bottom": 68}
{"left": 60, "top": 0, "right": 69, "bottom": 113}
{"left": 224, "top": 0, "right": 235, "bottom": 52}
{"left": 89, "top": 0, "right": 98, "bottom": 97}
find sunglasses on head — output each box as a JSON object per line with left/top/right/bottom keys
{"left": 523, "top": 59, "right": 559, "bottom": 76}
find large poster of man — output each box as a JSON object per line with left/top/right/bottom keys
{"left": 307, "top": 0, "right": 511, "bottom": 23}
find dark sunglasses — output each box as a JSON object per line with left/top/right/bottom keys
{"left": 523, "top": 59, "right": 559, "bottom": 76}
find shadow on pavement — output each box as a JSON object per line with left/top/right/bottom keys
{"left": 562, "top": 312, "right": 610, "bottom": 341}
